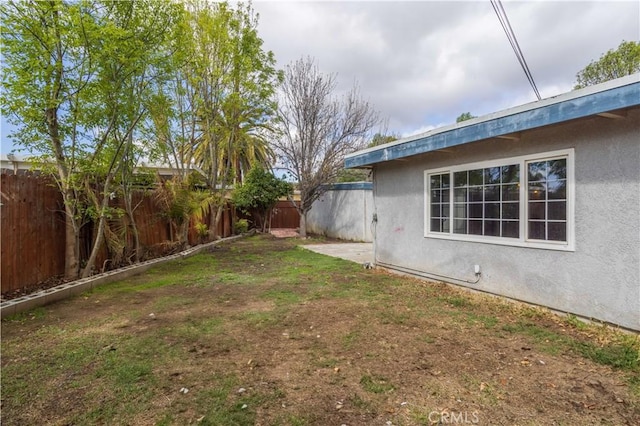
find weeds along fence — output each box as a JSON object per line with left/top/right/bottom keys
{"left": 1, "top": 171, "right": 234, "bottom": 294}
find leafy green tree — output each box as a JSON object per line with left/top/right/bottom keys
{"left": 335, "top": 168, "right": 368, "bottom": 183}
{"left": 232, "top": 166, "right": 293, "bottom": 232}
{"left": 456, "top": 112, "right": 476, "bottom": 123}
{"left": 147, "top": 1, "right": 280, "bottom": 238}
{"left": 82, "top": 1, "right": 180, "bottom": 277}
{"left": 1, "top": 0, "right": 102, "bottom": 278}
{"left": 574, "top": 41, "right": 640, "bottom": 89}
{"left": 1, "top": 0, "right": 181, "bottom": 278}
{"left": 2, "top": 0, "right": 279, "bottom": 277}
{"left": 368, "top": 133, "right": 398, "bottom": 147}
{"left": 81, "top": 1, "right": 181, "bottom": 276}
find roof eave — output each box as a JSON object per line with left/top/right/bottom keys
{"left": 345, "top": 74, "right": 640, "bottom": 169}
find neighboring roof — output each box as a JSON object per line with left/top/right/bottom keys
{"left": 345, "top": 74, "right": 640, "bottom": 168}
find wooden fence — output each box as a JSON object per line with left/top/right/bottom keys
{"left": 1, "top": 172, "right": 234, "bottom": 294}
{"left": 1, "top": 172, "right": 66, "bottom": 293}
{"left": 270, "top": 200, "right": 300, "bottom": 229}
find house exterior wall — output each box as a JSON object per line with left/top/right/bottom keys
{"left": 372, "top": 109, "right": 640, "bottom": 330}
{"left": 307, "top": 183, "right": 373, "bottom": 242}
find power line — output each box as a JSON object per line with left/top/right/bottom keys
{"left": 490, "top": 0, "right": 541, "bottom": 100}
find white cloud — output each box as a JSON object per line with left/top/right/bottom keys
{"left": 253, "top": 0, "right": 640, "bottom": 139}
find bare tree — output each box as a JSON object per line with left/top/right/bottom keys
{"left": 274, "top": 57, "right": 378, "bottom": 237}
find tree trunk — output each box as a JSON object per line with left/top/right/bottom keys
{"left": 264, "top": 207, "right": 271, "bottom": 233}
{"left": 210, "top": 204, "right": 224, "bottom": 238}
{"left": 124, "top": 192, "right": 141, "bottom": 263}
{"left": 299, "top": 211, "right": 307, "bottom": 237}
{"left": 81, "top": 180, "right": 113, "bottom": 278}
{"left": 180, "top": 220, "right": 190, "bottom": 247}
{"left": 63, "top": 195, "right": 80, "bottom": 279}
{"left": 253, "top": 210, "right": 264, "bottom": 233}
{"left": 47, "top": 104, "right": 80, "bottom": 279}
{"left": 215, "top": 205, "right": 224, "bottom": 237}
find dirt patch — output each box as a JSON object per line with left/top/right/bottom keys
{"left": 2, "top": 235, "right": 638, "bottom": 425}
{"left": 270, "top": 228, "right": 300, "bottom": 238}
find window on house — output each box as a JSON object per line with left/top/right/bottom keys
{"left": 429, "top": 173, "right": 450, "bottom": 233}
{"left": 425, "top": 149, "right": 573, "bottom": 250}
{"left": 527, "top": 158, "right": 567, "bottom": 242}
{"left": 451, "top": 165, "right": 520, "bottom": 238}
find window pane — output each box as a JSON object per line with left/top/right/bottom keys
{"left": 454, "top": 219, "right": 467, "bottom": 234}
{"left": 431, "top": 203, "right": 441, "bottom": 218}
{"left": 548, "top": 222, "right": 567, "bottom": 241}
{"left": 485, "top": 203, "right": 500, "bottom": 219}
{"left": 442, "top": 204, "right": 450, "bottom": 218}
{"left": 469, "top": 203, "right": 483, "bottom": 218}
{"left": 548, "top": 159, "right": 566, "bottom": 181}
{"left": 431, "top": 190, "right": 440, "bottom": 203}
{"left": 528, "top": 183, "right": 546, "bottom": 201}
{"left": 430, "top": 219, "right": 441, "bottom": 233}
{"left": 502, "top": 184, "right": 519, "bottom": 201}
{"left": 441, "top": 173, "right": 451, "bottom": 188}
{"left": 454, "top": 171, "right": 467, "bottom": 187}
{"left": 442, "top": 218, "right": 450, "bottom": 233}
{"left": 469, "top": 220, "right": 483, "bottom": 235}
{"left": 454, "top": 188, "right": 467, "bottom": 203}
{"left": 442, "top": 189, "right": 450, "bottom": 202}
{"left": 454, "top": 203, "right": 467, "bottom": 218}
{"left": 548, "top": 180, "right": 566, "bottom": 200}
{"left": 484, "top": 167, "right": 501, "bottom": 184}
{"left": 502, "top": 221, "right": 519, "bottom": 238}
{"left": 484, "top": 185, "right": 500, "bottom": 201}
{"left": 484, "top": 220, "right": 500, "bottom": 236}
{"left": 502, "top": 202, "right": 519, "bottom": 219}
{"left": 528, "top": 221, "right": 545, "bottom": 240}
{"left": 469, "top": 187, "right": 483, "bottom": 202}
{"left": 528, "top": 202, "right": 545, "bottom": 220}
{"left": 469, "top": 169, "right": 483, "bottom": 186}
{"left": 528, "top": 161, "right": 547, "bottom": 182}
{"left": 501, "top": 164, "right": 520, "bottom": 183}
{"left": 430, "top": 175, "right": 441, "bottom": 188}
{"left": 548, "top": 201, "right": 566, "bottom": 220}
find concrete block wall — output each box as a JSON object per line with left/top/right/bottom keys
{"left": 306, "top": 182, "right": 373, "bottom": 242}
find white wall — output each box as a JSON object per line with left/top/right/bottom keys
{"left": 372, "top": 109, "right": 640, "bottom": 330}
{"left": 307, "top": 183, "right": 373, "bottom": 242}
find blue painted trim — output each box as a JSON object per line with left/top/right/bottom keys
{"left": 346, "top": 80, "right": 640, "bottom": 168}
{"left": 323, "top": 182, "right": 373, "bottom": 191}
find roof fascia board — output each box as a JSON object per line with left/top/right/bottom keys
{"left": 323, "top": 182, "right": 373, "bottom": 191}
{"left": 345, "top": 75, "right": 640, "bottom": 168}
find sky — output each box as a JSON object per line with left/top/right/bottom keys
{"left": 251, "top": 0, "right": 639, "bottom": 137}
{"left": 1, "top": 0, "right": 639, "bottom": 154}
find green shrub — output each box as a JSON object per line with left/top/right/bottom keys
{"left": 234, "top": 219, "right": 249, "bottom": 234}
{"left": 195, "top": 222, "right": 208, "bottom": 239}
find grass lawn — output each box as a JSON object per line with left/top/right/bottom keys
{"left": 2, "top": 235, "right": 639, "bottom": 425}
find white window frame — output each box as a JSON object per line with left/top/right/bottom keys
{"left": 424, "top": 148, "right": 575, "bottom": 251}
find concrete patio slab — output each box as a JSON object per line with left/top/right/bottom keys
{"left": 302, "top": 243, "right": 373, "bottom": 264}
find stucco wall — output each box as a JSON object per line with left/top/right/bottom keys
{"left": 372, "top": 109, "right": 640, "bottom": 330}
{"left": 307, "top": 184, "right": 373, "bottom": 242}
